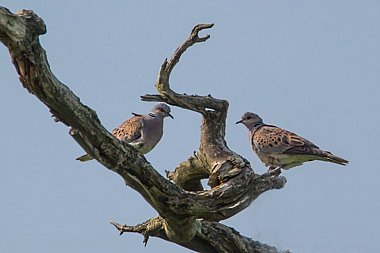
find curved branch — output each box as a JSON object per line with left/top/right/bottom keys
{"left": 0, "top": 7, "right": 288, "bottom": 252}
{"left": 166, "top": 155, "right": 208, "bottom": 191}
{"left": 141, "top": 23, "right": 227, "bottom": 115}
{"left": 160, "top": 24, "right": 214, "bottom": 92}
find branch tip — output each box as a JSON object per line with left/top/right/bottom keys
{"left": 110, "top": 221, "right": 127, "bottom": 235}
{"left": 191, "top": 23, "right": 214, "bottom": 34}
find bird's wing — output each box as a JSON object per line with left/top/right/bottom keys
{"left": 253, "top": 125, "right": 319, "bottom": 155}
{"left": 111, "top": 114, "right": 143, "bottom": 143}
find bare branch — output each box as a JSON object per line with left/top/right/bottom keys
{"left": 141, "top": 23, "right": 227, "bottom": 115}
{"left": 163, "top": 24, "right": 214, "bottom": 86}
{"left": 111, "top": 218, "right": 290, "bottom": 253}
{"left": 0, "top": 7, "right": 288, "bottom": 252}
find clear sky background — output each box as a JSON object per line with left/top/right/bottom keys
{"left": 1, "top": 1, "right": 379, "bottom": 253}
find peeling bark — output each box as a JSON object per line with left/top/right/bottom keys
{"left": 0, "top": 6, "right": 289, "bottom": 253}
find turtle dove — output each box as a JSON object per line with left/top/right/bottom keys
{"left": 236, "top": 112, "right": 348, "bottom": 171}
{"left": 76, "top": 103, "right": 173, "bottom": 162}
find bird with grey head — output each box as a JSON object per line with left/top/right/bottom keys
{"left": 236, "top": 112, "right": 348, "bottom": 172}
{"left": 76, "top": 103, "right": 173, "bottom": 162}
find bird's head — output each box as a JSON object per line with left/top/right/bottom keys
{"left": 236, "top": 112, "right": 263, "bottom": 129}
{"left": 151, "top": 103, "right": 174, "bottom": 119}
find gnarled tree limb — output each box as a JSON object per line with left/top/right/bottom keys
{"left": 111, "top": 218, "right": 290, "bottom": 253}
{"left": 0, "top": 6, "right": 288, "bottom": 253}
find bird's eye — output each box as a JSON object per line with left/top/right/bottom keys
{"left": 246, "top": 116, "right": 252, "bottom": 120}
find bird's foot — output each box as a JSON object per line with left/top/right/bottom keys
{"left": 267, "top": 167, "right": 282, "bottom": 176}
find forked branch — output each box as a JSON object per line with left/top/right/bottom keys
{"left": 0, "top": 6, "right": 288, "bottom": 253}
{"left": 141, "top": 23, "right": 227, "bottom": 115}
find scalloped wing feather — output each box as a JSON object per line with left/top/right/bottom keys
{"left": 251, "top": 125, "right": 348, "bottom": 168}
{"left": 252, "top": 125, "right": 320, "bottom": 154}
{"left": 111, "top": 114, "right": 143, "bottom": 143}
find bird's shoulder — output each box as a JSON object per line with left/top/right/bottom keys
{"left": 111, "top": 113, "right": 143, "bottom": 141}
{"left": 252, "top": 124, "right": 319, "bottom": 154}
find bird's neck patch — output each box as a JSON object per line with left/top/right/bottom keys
{"left": 250, "top": 122, "right": 264, "bottom": 130}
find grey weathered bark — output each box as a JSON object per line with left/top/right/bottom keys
{"left": 0, "top": 7, "right": 289, "bottom": 253}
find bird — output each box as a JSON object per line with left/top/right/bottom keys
{"left": 76, "top": 103, "right": 173, "bottom": 162}
{"left": 236, "top": 112, "right": 348, "bottom": 172}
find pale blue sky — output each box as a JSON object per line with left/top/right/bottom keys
{"left": 1, "top": 1, "right": 379, "bottom": 253}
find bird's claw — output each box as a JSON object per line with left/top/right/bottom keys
{"left": 267, "top": 167, "right": 282, "bottom": 176}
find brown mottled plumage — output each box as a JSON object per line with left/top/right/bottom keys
{"left": 111, "top": 113, "right": 143, "bottom": 142}
{"left": 237, "top": 112, "right": 348, "bottom": 171}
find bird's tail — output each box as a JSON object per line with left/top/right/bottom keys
{"left": 318, "top": 151, "right": 349, "bottom": 166}
{"left": 76, "top": 154, "right": 94, "bottom": 162}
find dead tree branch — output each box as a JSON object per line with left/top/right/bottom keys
{"left": 111, "top": 218, "right": 290, "bottom": 253}
{"left": 0, "top": 6, "right": 288, "bottom": 252}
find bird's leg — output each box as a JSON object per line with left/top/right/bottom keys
{"left": 267, "top": 166, "right": 282, "bottom": 176}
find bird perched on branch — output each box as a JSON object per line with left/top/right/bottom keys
{"left": 236, "top": 112, "right": 348, "bottom": 172}
{"left": 76, "top": 103, "right": 173, "bottom": 162}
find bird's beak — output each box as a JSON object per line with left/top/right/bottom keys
{"left": 236, "top": 120, "right": 243, "bottom": 124}
{"left": 168, "top": 113, "right": 174, "bottom": 119}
